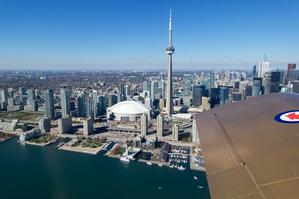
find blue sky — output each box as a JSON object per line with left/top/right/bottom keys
{"left": 0, "top": 0, "right": 298, "bottom": 70}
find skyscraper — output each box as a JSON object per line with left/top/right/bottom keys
{"left": 252, "top": 78, "right": 262, "bottom": 97}
{"left": 92, "top": 91, "right": 99, "bottom": 118}
{"left": 45, "top": 89, "right": 55, "bottom": 120}
{"left": 27, "top": 89, "right": 36, "bottom": 110}
{"left": 209, "top": 87, "right": 220, "bottom": 108}
{"left": 172, "top": 124, "right": 179, "bottom": 141}
{"left": 160, "top": 79, "right": 166, "bottom": 98}
{"left": 183, "top": 74, "right": 192, "bottom": 96}
{"left": 192, "top": 85, "right": 204, "bottom": 107}
{"left": 183, "top": 74, "right": 192, "bottom": 107}
{"left": 201, "top": 97, "right": 211, "bottom": 111}
{"left": 19, "top": 87, "right": 26, "bottom": 104}
{"left": 143, "top": 81, "right": 148, "bottom": 92}
{"left": 252, "top": 65, "right": 257, "bottom": 78}
{"left": 156, "top": 114, "right": 164, "bottom": 138}
{"left": 287, "top": 69, "right": 299, "bottom": 82}
{"left": 258, "top": 61, "right": 270, "bottom": 78}
{"left": 209, "top": 72, "right": 215, "bottom": 89}
{"left": 144, "top": 97, "right": 151, "bottom": 109}
{"left": 108, "top": 94, "right": 118, "bottom": 107}
{"left": 125, "top": 84, "right": 130, "bottom": 99}
{"left": 97, "top": 95, "right": 106, "bottom": 116}
{"left": 219, "top": 87, "right": 229, "bottom": 106}
{"left": 165, "top": 9, "right": 174, "bottom": 117}
{"left": 244, "top": 85, "right": 253, "bottom": 98}
{"left": 262, "top": 72, "right": 271, "bottom": 95}
{"left": 286, "top": 64, "right": 296, "bottom": 83}
{"left": 76, "top": 92, "right": 86, "bottom": 117}
{"left": 85, "top": 97, "right": 94, "bottom": 118}
{"left": 150, "top": 80, "right": 159, "bottom": 100}
{"left": 270, "top": 71, "right": 281, "bottom": 93}
{"left": 60, "top": 88, "right": 71, "bottom": 118}
{"left": 0, "top": 89, "right": 8, "bottom": 111}
{"left": 140, "top": 113, "right": 148, "bottom": 137}
{"left": 83, "top": 118, "right": 93, "bottom": 136}
{"left": 39, "top": 117, "right": 51, "bottom": 133}
{"left": 119, "top": 83, "right": 126, "bottom": 101}
{"left": 58, "top": 117, "right": 72, "bottom": 134}
{"left": 159, "top": 98, "right": 166, "bottom": 112}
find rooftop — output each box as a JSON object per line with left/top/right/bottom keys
{"left": 108, "top": 100, "right": 149, "bottom": 115}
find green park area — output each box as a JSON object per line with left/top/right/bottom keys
{"left": 29, "top": 134, "right": 57, "bottom": 144}
{"left": 81, "top": 137, "right": 106, "bottom": 148}
{"left": 0, "top": 111, "right": 44, "bottom": 121}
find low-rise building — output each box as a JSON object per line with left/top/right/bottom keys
{"left": 157, "top": 142, "right": 171, "bottom": 162}
{"left": 0, "top": 119, "right": 18, "bottom": 131}
{"left": 19, "top": 128, "right": 41, "bottom": 142}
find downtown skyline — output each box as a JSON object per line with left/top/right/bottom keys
{"left": 0, "top": 0, "right": 299, "bottom": 70}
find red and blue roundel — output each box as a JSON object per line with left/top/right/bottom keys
{"left": 275, "top": 110, "right": 299, "bottom": 123}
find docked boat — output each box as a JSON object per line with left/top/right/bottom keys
{"left": 158, "top": 163, "right": 163, "bottom": 167}
{"left": 56, "top": 142, "right": 64, "bottom": 148}
{"left": 178, "top": 166, "right": 186, "bottom": 171}
{"left": 19, "top": 141, "right": 26, "bottom": 145}
{"left": 120, "top": 157, "right": 130, "bottom": 162}
{"left": 146, "top": 161, "right": 152, "bottom": 165}
{"left": 102, "top": 141, "right": 112, "bottom": 150}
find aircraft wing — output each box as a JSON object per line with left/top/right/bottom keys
{"left": 196, "top": 93, "right": 299, "bottom": 199}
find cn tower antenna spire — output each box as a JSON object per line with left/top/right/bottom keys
{"left": 165, "top": 9, "right": 174, "bottom": 117}
{"left": 168, "top": 8, "right": 172, "bottom": 45}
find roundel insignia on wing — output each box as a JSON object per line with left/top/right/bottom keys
{"left": 275, "top": 110, "right": 299, "bottom": 123}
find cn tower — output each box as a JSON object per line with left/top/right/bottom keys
{"left": 165, "top": 9, "right": 174, "bottom": 117}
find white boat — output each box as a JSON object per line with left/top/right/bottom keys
{"left": 101, "top": 142, "right": 109, "bottom": 150}
{"left": 120, "top": 157, "right": 130, "bottom": 162}
{"left": 158, "top": 163, "right": 163, "bottom": 167}
{"left": 194, "top": 176, "right": 198, "bottom": 180}
{"left": 146, "top": 162, "right": 152, "bottom": 165}
{"left": 56, "top": 142, "right": 64, "bottom": 148}
{"left": 198, "top": 186, "right": 204, "bottom": 189}
{"left": 20, "top": 141, "right": 26, "bottom": 145}
{"left": 178, "top": 166, "right": 186, "bottom": 171}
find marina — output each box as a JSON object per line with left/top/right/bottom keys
{"left": 20, "top": 133, "right": 205, "bottom": 172}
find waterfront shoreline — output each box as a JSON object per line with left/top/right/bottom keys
{"left": 15, "top": 134, "right": 204, "bottom": 172}
{"left": 0, "top": 135, "right": 15, "bottom": 143}
{"left": 24, "top": 137, "right": 59, "bottom": 147}
{"left": 59, "top": 144, "right": 104, "bottom": 155}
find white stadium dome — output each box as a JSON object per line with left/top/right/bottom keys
{"left": 107, "top": 100, "right": 150, "bottom": 122}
